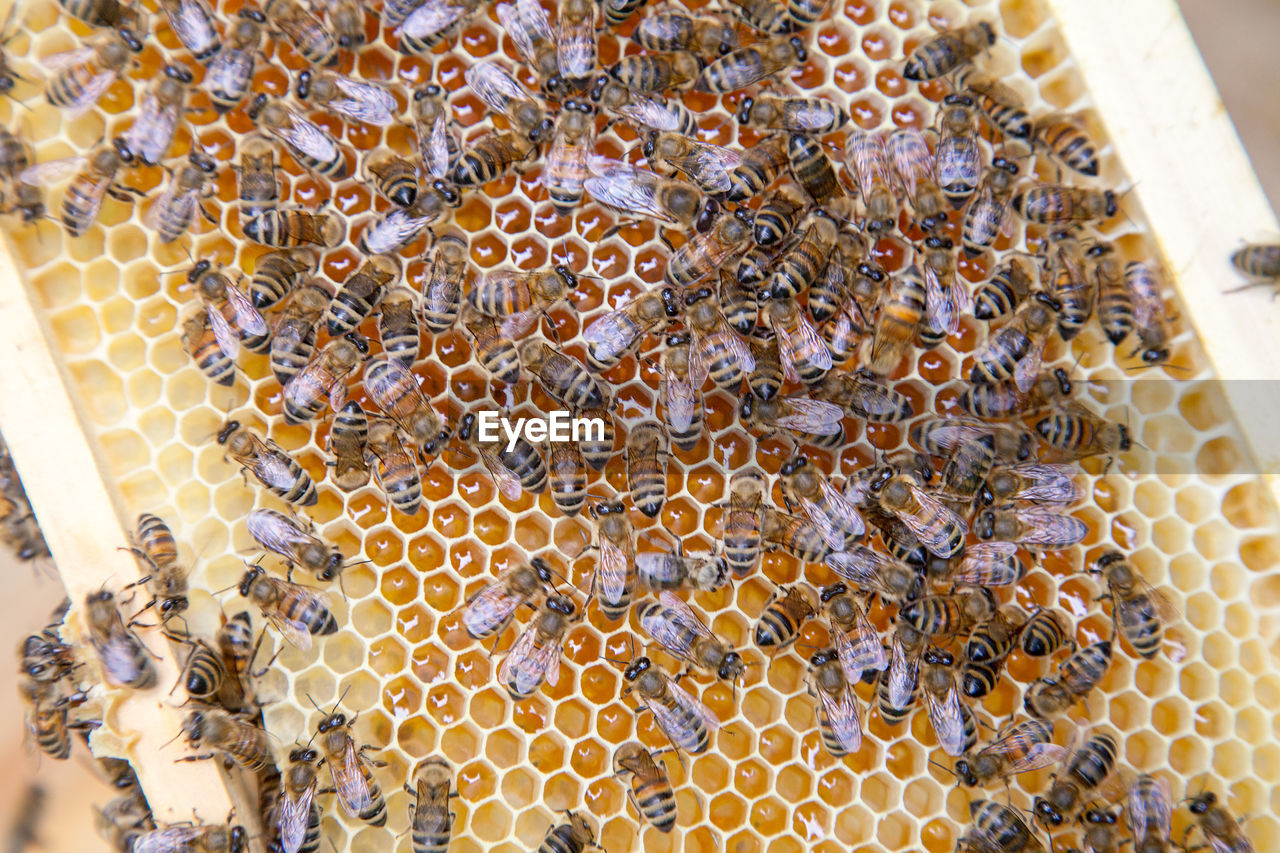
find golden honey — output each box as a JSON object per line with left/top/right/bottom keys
{"left": 2, "top": 0, "right": 1279, "bottom": 849}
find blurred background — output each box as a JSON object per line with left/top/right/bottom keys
{"left": 3, "top": 0, "right": 1280, "bottom": 850}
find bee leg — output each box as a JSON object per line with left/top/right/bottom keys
{"left": 175, "top": 753, "right": 216, "bottom": 763}
{"left": 602, "top": 218, "right": 640, "bottom": 240}
{"left": 358, "top": 745, "right": 388, "bottom": 768}
{"left": 107, "top": 184, "right": 146, "bottom": 202}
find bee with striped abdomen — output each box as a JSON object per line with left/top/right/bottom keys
{"left": 463, "top": 309, "right": 522, "bottom": 385}
{"left": 625, "top": 421, "right": 668, "bottom": 518}
{"left": 1033, "top": 401, "right": 1131, "bottom": 463}
{"left": 877, "top": 622, "right": 924, "bottom": 726}
{"left": 44, "top": 30, "right": 138, "bottom": 117}
{"left": 183, "top": 313, "right": 234, "bottom": 387}
{"left": 738, "top": 93, "right": 848, "bottom": 134}
{"left": 623, "top": 656, "right": 719, "bottom": 754}
{"left": 405, "top": 757, "right": 453, "bottom": 853}
{"left": 268, "top": 280, "right": 329, "bottom": 386}
{"left": 921, "top": 649, "right": 976, "bottom": 757}
{"left": 243, "top": 207, "right": 345, "bottom": 248}
{"left": 608, "top": 51, "right": 702, "bottom": 93}
{"left": 635, "top": 539, "right": 729, "bottom": 593}
{"left": 364, "top": 152, "right": 419, "bottom": 208}
{"left": 584, "top": 286, "right": 679, "bottom": 370}
{"left": 363, "top": 355, "right": 448, "bottom": 454}
{"left": 903, "top": 22, "right": 995, "bottom": 80}
{"left": 808, "top": 647, "right": 863, "bottom": 756}
{"left": 963, "top": 156, "right": 1019, "bottom": 256}
{"left": 970, "top": 292, "right": 1059, "bottom": 390}
{"left": 85, "top": 590, "right": 155, "bottom": 689}
{"left": 962, "top": 607, "right": 1025, "bottom": 697}
{"left": 666, "top": 209, "right": 754, "bottom": 287}
{"left": 683, "top": 285, "right": 755, "bottom": 388}
{"left": 900, "top": 589, "right": 995, "bottom": 642}
{"left": 248, "top": 96, "right": 349, "bottom": 180}
{"left": 539, "top": 812, "right": 597, "bottom": 853}
{"left": 325, "top": 254, "right": 400, "bottom": 336}
{"left": 1013, "top": 185, "right": 1117, "bottom": 224}
{"left": 520, "top": 342, "right": 605, "bottom": 409}
{"left": 936, "top": 94, "right": 981, "bottom": 207}
{"left": 867, "top": 268, "right": 926, "bottom": 376}
{"left": 468, "top": 264, "right": 578, "bottom": 338}
{"left": 1127, "top": 775, "right": 1173, "bottom": 853}
{"left": 1096, "top": 550, "right": 1176, "bottom": 659}
{"left": 270, "top": 747, "right": 322, "bottom": 853}
{"left": 960, "top": 71, "right": 1033, "bottom": 141}
{"left": 1024, "top": 640, "right": 1112, "bottom": 719}
{"left": 613, "top": 743, "right": 676, "bottom": 833}
{"left": 548, "top": 439, "right": 587, "bottom": 517}
{"left": 1125, "top": 260, "right": 1172, "bottom": 364}
{"left": 118, "top": 64, "right": 190, "bottom": 166}
{"left": 761, "top": 289, "right": 834, "bottom": 386}
{"left": 462, "top": 559, "right": 553, "bottom": 642}
{"left": 465, "top": 59, "right": 554, "bottom": 144}
{"left": 264, "top": 0, "right": 337, "bottom": 64}
{"left": 657, "top": 332, "right": 705, "bottom": 451}
{"left": 644, "top": 131, "right": 741, "bottom": 195}
{"left": 282, "top": 334, "right": 366, "bottom": 425}
{"left": 639, "top": 590, "right": 745, "bottom": 683}
{"left": 822, "top": 583, "right": 887, "bottom": 683}
{"left": 181, "top": 708, "right": 271, "bottom": 771}
{"left": 378, "top": 288, "right": 420, "bottom": 368}
{"left": 960, "top": 799, "right": 1044, "bottom": 853}
{"left": 974, "top": 255, "right": 1037, "bottom": 320}
{"left": 454, "top": 411, "right": 544, "bottom": 500}
{"left": 449, "top": 130, "right": 537, "bottom": 185}
{"left": 634, "top": 10, "right": 736, "bottom": 56}
{"left": 725, "top": 0, "right": 789, "bottom": 33}
{"left": 500, "top": 594, "right": 578, "bottom": 699}
{"left": 1032, "top": 730, "right": 1119, "bottom": 827}
{"left": 249, "top": 249, "right": 314, "bottom": 310}
{"left": 295, "top": 69, "right": 397, "bottom": 126}
{"left": 1035, "top": 114, "right": 1099, "bottom": 177}
{"left": 754, "top": 584, "right": 816, "bottom": 650}
{"left": 695, "top": 35, "right": 806, "bottom": 92}
{"left": 235, "top": 135, "right": 280, "bottom": 216}
{"left": 545, "top": 100, "right": 596, "bottom": 215}
{"left": 367, "top": 419, "right": 423, "bottom": 515}
{"left": 246, "top": 508, "right": 344, "bottom": 584}
{"left": 874, "top": 473, "right": 965, "bottom": 558}
{"left": 954, "top": 719, "right": 1063, "bottom": 788}
{"left": 239, "top": 566, "right": 337, "bottom": 648}
{"left": 1021, "top": 609, "right": 1072, "bottom": 657}
{"left": 315, "top": 706, "right": 387, "bottom": 826}
{"left": 888, "top": 127, "right": 947, "bottom": 231}
{"left": 420, "top": 235, "right": 469, "bottom": 333}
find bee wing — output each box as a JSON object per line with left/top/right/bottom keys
{"left": 635, "top": 552, "right": 679, "bottom": 589}
{"left": 1014, "top": 336, "right": 1046, "bottom": 393}
{"left": 660, "top": 590, "right": 715, "bottom": 637}
{"left": 582, "top": 305, "right": 636, "bottom": 364}
{"left": 464, "top": 61, "right": 532, "bottom": 114}
{"left": 142, "top": 182, "right": 178, "bottom": 232}
{"left": 584, "top": 158, "right": 672, "bottom": 223}
{"left": 18, "top": 156, "right": 85, "bottom": 186}
{"left": 268, "top": 612, "right": 314, "bottom": 651}
{"left": 361, "top": 207, "right": 435, "bottom": 255}
{"left": 556, "top": 14, "right": 595, "bottom": 79}
{"left": 1011, "top": 506, "right": 1087, "bottom": 548}
{"left": 500, "top": 307, "right": 539, "bottom": 339}
{"left": 817, "top": 678, "right": 863, "bottom": 753}
{"left": 776, "top": 311, "right": 832, "bottom": 375}
{"left": 774, "top": 397, "right": 844, "bottom": 436}
{"left": 245, "top": 510, "right": 306, "bottom": 556}
{"left": 133, "top": 826, "right": 209, "bottom": 853}
{"left": 41, "top": 45, "right": 96, "bottom": 71}
{"left": 207, "top": 302, "right": 241, "bottom": 359}
{"left": 397, "top": 0, "right": 466, "bottom": 38}
{"left": 852, "top": 603, "right": 888, "bottom": 671}
{"left": 825, "top": 546, "right": 902, "bottom": 595}
{"left": 884, "top": 638, "right": 918, "bottom": 708}
{"left": 462, "top": 580, "right": 522, "bottom": 638}
{"left": 496, "top": 0, "right": 552, "bottom": 66}
{"left": 924, "top": 676, "right": 967, "bottom": 756}
{"left": 327, "top": 78, "right": 398, "bottom": 126}
{"left": 816, "top": 478, "right": 866, "bottom": 538}
{"left": 276, "top": 111, "right": 340, "bottom": 162}
{"left": 1127, "top": 777, "right": 1172, "bottom": 841}
{"left": 225, "top": 281, "right": 270, "bottom": 336}
{"left": 924, "top": 265, "right": 959, "bottom": 336}
{"left": 953, "top": 542, "right": 1022, "bottom": 585}
{"left": 334, "top": 740, "right": 373, "bottom": 816}
{"left": 252, "top": 450, "right": 304, "bottom": 495}
{"left": 684, "top": 340, "right": 709, "bottom": 391}
{"left": 898, "top": 481, "right": 967, "bottom": 555}
{"left": 596, "top": 534, "right": 631, "bottom": 608}
{"left": 498, "top": 621, "right": 557, "bottom": 696}
{"left": 615, "top": 95, "right": 689, "bottom": 134}
{"left": 798, "top": 497, "right": 847, "bottom": 551}
{"left": 66, "top": 69, "right": 119, "bottom": 118}
{"left": 663, "top": 142, "right": 741, "bottom": 194}
{"left": 1004, "top": 463, "right": 1082, "bottom": 503}
{"left": 279, "top": 780, "right": 318, "bottom": 853}
{"left": 663, "top": 371, "right": 699, "bottom": 431}
{"left": 479, "top": 447, "right": 524, "bottom": 502}
{"left": 664, "top": 678, "right": 720, "bottom": 732}
{"left": 424, "top": 113, "right": 450, "bottom": 179}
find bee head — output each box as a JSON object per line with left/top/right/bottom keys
{"left": 164, "top": 63, "right": 193, "bottom": 84}
{"left": 1189, "top": 792, "right": 1216, "bottom": 814}
{"left": 735, "top": 97, "right": 754, "bottom": 124}
{"left": 779, "top": 455, "right": 806, "bottom": 476}
{"left": 247, "top": 93, "right": 269, "bottom": 121}
{"left": 554, "top": 265, "right": 578, "bottom": 291}
{"left": 159, "top": 595, "right": 189, "bottom": 616}
{"left": 953, "top": 759, "right": 978, "bottom": 787}
{"left": 1033, "top": 797, "right": 1064, "bottom": 827}
{"left": 659, "top": 287, "right": 682, "bottom": 319}
{"left": 924, "top": 648, "right": 954, "bottom": 666}
{"left": 229, "top": 827, "right": 248, "bottom": 853}
{"left": 819, "top": 583, "right": 848, "bottom": 603}
{"left": 295, "top": 70, "right": 313, "bottom": 100}
{"left": 318, "top": 712, "right": 346, "bottom": 732}
{"left": 808, "top": 648, "right": 837, "bottom": 667}
{"left": 623, "top": 657, "right": 651, "bottom": 681}
{"left": 288, "top": 746, "right": 318, "bottom": 763}
{"left": 237, "top": 566, "right": 262, "bottom": 597}
{"left": 787, "top": 36, "right": 807, "bottom": 63}
{"left": 718, "top": 652, "right": 744, "bottom": 680}
{"left": 238, "top": 7, "right": 266, "bottom": 22}
{"left": 548, "top": 595, "right": 576, "bottom": 617}
{"left": 319, "top": 551, "right": 344, "bottom": 582}
{"left": 530, "top": 557, "right": 555, "bottom": 585}
{"left": 415, "top": 84, "right": 441, "bottom": 100}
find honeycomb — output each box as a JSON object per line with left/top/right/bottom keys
{"left": 3, "top": 0, "right": 1280, "bottom": 850}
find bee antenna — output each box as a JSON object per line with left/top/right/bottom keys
{"left": 929, "top": 758, "right": 957, "bottom": 778}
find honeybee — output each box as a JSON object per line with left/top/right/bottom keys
{"left": 1033, "top": 402, "right": 1130, "bottom": 463}
{"left": 954, "top": 719, "right": 1064, "bottom": 788}
{"left": 178, "top": 637, "right": 234, "bottom": 708}
{"left": 780, "top": 455, "right": 864, "bottom": 548}
{"left": 357, "top": 190, "right": 450, "bottom": 255}
{"left": 980, "top": 462, "right": 1080, "bottom": 506}
{"left": 910, "top": 417, "right": 1034, "bottom": 463}
{"left": 190, "top": 261, "right": 269, "bottom": 359}
{"left": 635, "top": 539, "right": 728, "bottom": 593}
{"left": 124, "top": 513, "right": 188, "bottom": 624}
{"left": 696, "top": 35, "right": 806, "bottom": 92}
{"left": 548, "top": 440, "right": 587, "bottom": 517}
{"left": 810, "top": 373, "right": 908, "bottom": 424}
{"left": 587, "top": 157, "right": 718, "bottom": 233}
{"left": 132, "top": 822, "right": 248, "bottom": 853}
{"left": 364, "top": 153, "right": 418, "bottom": 208}
{"left": 500, "top": 594, "right": 577, "bottom": 699}
{"left": 761, "top": 505, "right": 831, "bottom": 563}
{"left": 117, "top": 64, "right": 190, "bottom": 166}
{"left": 461, "top": 559, "right": 553, "bottom": 641}
{"left": 327, "top": 402, "right": 372, "bottom": 490}
{"left": 936, "top": 94, "right": 981, "bottom": 207}
{"left": 1083, "top": 242, "right": 1131, "bottom": 346}
{"left": 613, "top": 743, "right": 676, "bottom": 833}
{"left": 419, "top": 235, "right": 468, "bottom": 333}
{"left": 746, "top": 333, "right": 783, "bottom": 401}
{"left": 748, "top": 182, "right": 805, "bottom": 248}
{"left": 655, "top": 335, "right": 703, "bottom": 451}
{"left": 624, "top": 421, "right": 668, "bottom": 518}
{"left": 645, "top": 132, "right": 742, "bottom": 196}
{"left": 463, "top": 309, "right": 521, "bottom": 385}
{"left": 449, "top": 130, "right": 537, "bottom": 186}
{"left": 58, "top": 0, "right": 142, "bottom": 28}
{"left": 468, "top": 264, "right": 578, "bottom": 337}
{"left": 248, "top": 249, "right": 313, "bottom": 310}
{"left": 623, "top": 656, "right": 719, "bottom": 753}
{"left": 23, "top": 146, "right": 135, "bottom": 238}
{"left": 587, "top": 499, "right": 635, "bottom": 622}
{"left": 367, "top": 419, "right": 423, "bottom": 514}
{"left": 900, "top": 587, "right": 995, "bottom": 641}
{"left": 1230, "top": 243, "right": 1280, "bottom": 284}
{"left": 725, "top": 0, "right": 789, "bottom": 33}
{"left": 315, "top": 708, "right": 387, "bottom": 826}
{"left": 963, "top": 156, "right": 1019, "bottom": 256}
{"left": 666, "top": 209, "right": 754, "bottom": 287}
{"left": 520, "top": 342, "right": 605, "bottom": 409}
{"left": 867, "top": 268, "right": 926, "bottom": 376}
{"left": 412, "top": 85, "right": 457, "bottom": 181}
{"left": 243, "top": 207, "right": 345, "bottom": 248}
{"left": 405, "top": 757, "right": 453, "bottom": 853}
{"left": 846, "top": 130, "right": 896, "bottom": 232}
{"left": 608, "top": 50, "right": 701, "bottom": 93}
{"left": 263, "top": 0, "right": 337, "bottom": 64}
{"left": 920, "top": 236, "right": 971, "bottom": 346}
{"left": 239, "top": 566, "right": 336, "bottom": 648}
{"left": 378, "top": 288, "right": 420, "bottom": 367}
{"left": 1013, "top": 185, "right": 1117, "bottom": 224}
{"left": 1032, "top": 730, "right": 1119, "bottom": 827}
{"left": 181, "top": 707, "right": 271, "bottom": 771}
{"left": 218, "top": 420, "right": 317, "bottom": 506}
{"left": 877, "top": 622, "right": 924, "bottom": 725}
{"left": 454, "top": 411, "right": 545, "bottom": 499}
{"left": 738, "top": 93, "right": 847, "bottom": 134}
{"left": 960, "top": 71, "right": 1033, "bottom": 141}
{"left": 871, "top": 473, "right": 965, "bottom": 558}
{"left": 495, "top": 0, "right": 561, "bottom": 92}
{"left": 44, "top": 30, "right": 137, "bottom": 117}
{"left": 593, "top": 77, "right": 697, "bottom": 135}
{"left": 1021, "top": 608, "right": 1071, "bottom": 657}
{"left": 0, "top": 128, "right": 43, "bottom": 222}
{"left": 183, "top": 313, "right": 234, "bottom": 387}
{"left": 540, "top": 813, "right": 597, "bottom": 853}
{"left": 393, "top": 0, "right": 471, "bottom": 55}
{"left": 235, "top": 135, "right": 279, "bottom": 215}
{"left": 960, "top": 799, "right": 1045, "bottom": 853}
{"left": 1035, "top": 114, "right": 1099, "bottom": 177}
{"left": 1024, "top": 640, "right": 1112, "bottom": 719}
{"left": 950, "top": 542, "right": 1025, "bottom": 587}
{"left": 363, "top": 355, "right": 448, "bottom": 453}
{"left": 974, "top": 503, "right": 1087, "bottom": 551}
{"left": 962, "top": 607, "right": 1025, "bottom": 697}
{"left": 683, "top": 285, "right": 756, "bottom": 388}
{"left": 974, "top": 255, "right": 1037, "bottom": 321}
{"left": 145, "top": 153, "right": 217, "bottom": 244}
{"left": 603, "top": 0, "right": 648, "bottom": 26}
{"left": 271, "top": 747, "right": 322, "bottom": 853}
{"left": 804, "top": 648, "right": 863, "bottom": 756}
{"left": 634, "top": 11, "right": 733, "bottom": 56}
{"left": 754, "top": 584, "right": 815, "bottom": 650}
{"left": 1127, "top": 775, "right": 1173, "bottom": 853}
{"left": 268, "top": 281, "right": 328, "bottom": 385}
{"left": 787, "top": 132, "right": 843, "bottom": 205}
{"left": 19, "top": 678, "right": 71, "bottom": 759}
{"left": 920, "top": 649, "right": 974, "bottom": 757}
{"left": 545, "top": 100, "right": 596, "bottom": 215}
{"left": 719, "top": 468, "right": 764, "bottom": 577}
{"left": 1096, "top": 551, "right": 1176, "bottom": 659}
{"left": 583, "top": 287, "right": 678, "bottom": 370}
{"left": 639, "top": 590, "right": 744, "bottom": 682}
{"left": 1125, "top": 261, "right": 1172, "bottom": 364}
{"left": 1189, "top": 793, "right": 1255, "bottom": 853}
{"left": 249, "top": 96, "right": 349, "bottom": 180}
{"left": 887, "top": 127, "right": 947, "bottom": 231}
{"left": 282, "top": 335, "right": 365, "bottom": 424}
{"left": 1043, "top": 232, "right": 1094, "bottom": 340}
{"left": 761, "top": 290, "right": 834, "bottom": 386}
{"left": 903, "top": 22, "right": 995, "bottom": 80}
{"left": 246, "top": 509, "right": 344, "bottom": 585}
{"left": 741, "top": 394, "right": 845, "bottom": 449}
{"left": 84, "top": 590, "right": 155, "bottom": 689}
{"left": 971, "top": 292, "right": 1059, "bottom": 390}
{"left": 557, "top": 0, "right": 596, "bottom": 84}
{"left": 465, "top": 60, "right": 553, "bottom": 144}
{"left": 20, "top": 601, "right": 75, "bottom": 685}
{"left": 318, "top": 0, "right": 365, "bottom": 48}
{"left": 821, "top": 583, "right": 887, "bottom": 682}
{"left": 767, "top": 209, "right": 840, "bottom": 298}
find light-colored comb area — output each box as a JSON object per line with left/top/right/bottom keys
{"left": 3, "top": 0, "right": 1280, "bottom": 851}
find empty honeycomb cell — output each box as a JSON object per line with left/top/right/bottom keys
{"left": 1240, "top": 534, "right": 1280, "bottom": 572}
{"left": 1152, "top": 696, "right": 1191, "bottom": 736}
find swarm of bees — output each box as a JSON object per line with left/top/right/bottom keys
{"left": 2, "top": 0, "right": 1266, "bottom": 846}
